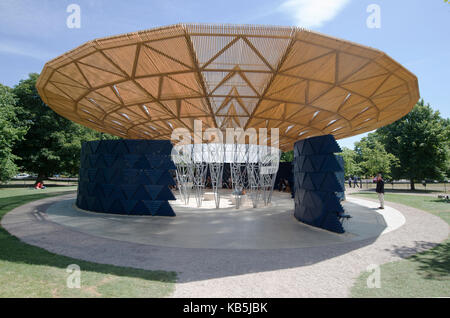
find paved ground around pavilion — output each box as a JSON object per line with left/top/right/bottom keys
{"left": 42, "top": 192, "right": 405, "bottom": 249}
{"left": 2, "top": 192, "right": 448, "bottom": 297}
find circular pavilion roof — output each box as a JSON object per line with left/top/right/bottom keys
{"left": 36, "top": 23, "right": 419, "bottom": 151}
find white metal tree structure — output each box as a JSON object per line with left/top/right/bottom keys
{"left": 172, "top": 144, "right": 193, "bottom": 205}
{"left": 173, "top": 141, "right": 280, "bottom": 209}
{"left": 259, "top": 147, "right": 281, "bottom": 205}
{"left": 192, "top": 143, "right": 208, "bottom": 207}
{"left": 246, "top": 144, "right": 261, "bottom": 208}
{"left": 206, "top": 142, "right": 225, "bottom": 208}
{"left": 227, "top": 143, "right": 247, "bottom": 209}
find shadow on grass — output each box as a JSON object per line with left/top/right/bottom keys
{"left": 430, "top": 198, "right": 450, "bottom": 204}
{"left": 0, "top": 192, "right": 176, "bottom": 285}
{"left": 387, "top": 240, "right": 450, "bottom": 280}
{"left": 412, "top": 242, "right": 450, "bottom": 279}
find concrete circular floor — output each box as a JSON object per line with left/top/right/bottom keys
{"left": 2, "top": 191, "right": 448, "bottom": 297}
{"left": 44, "top": 191, "right": 405, "bottom": 249}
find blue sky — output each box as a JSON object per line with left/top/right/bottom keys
{"left": 1, "top": 0, "right": 449, "bottom": 149}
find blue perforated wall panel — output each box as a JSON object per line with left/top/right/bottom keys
{"left": 76, "top": 140, "right": 176, "bottom": 216}
{"left": 293, "top": 135, "right": 345, "bottom": 233}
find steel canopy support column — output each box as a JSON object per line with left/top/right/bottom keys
{"left": 172, "top": 144, "right": 194, "bottom": 205}
{"left": 258, "top": 146, "right": 280, "bottom": 206}
{"left": 247, "top": 162, "right": 261, "bottom": 208}
{"left": 207, "top": 143, "right": 224, "bottom": 209}
{"left": 192, "top": 144, "right": 207, "bottom": 207}
{"left": 175, "top": 161, "right": 192, "bottom": 205}
{"left": 230, "top": 143, "right": 247, "bottom": 209}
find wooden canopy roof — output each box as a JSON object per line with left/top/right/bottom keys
{"left": 36, "top": 23, "right": 419, "bottom": 151}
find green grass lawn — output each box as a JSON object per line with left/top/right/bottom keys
{"left": 0, "top": 185, "right": 79, "bottom": 198}
{"left": 350, "top": 192, "right": 450, "bottom": 297}
{"left": 0, "top": 186, "right": 177, "bottom": 298}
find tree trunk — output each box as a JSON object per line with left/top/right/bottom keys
{"left": 410, "top": 179, "right": 415, "bottom": 191}
{"left": 34, "top": 172, "right": 46, "bottom": 186}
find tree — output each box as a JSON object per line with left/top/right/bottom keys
{"left": 0, "top": 84, "right": 28, "bottom": 182}
{"left": 280, "top": 150, "right": 294, "bottom": 162}
{"left": 341, "top": 147, "right": 361, "bottom": 178}
{"left": 12, "top": 73, "right": 116, "bottom": 184}
{"left": 355, "top": 137, "right": 399, "bottom": 180}
{"left": 376, "top": 100, "right": 450, "bottom": 189}
{"left": 446, "top": 143, "right": 450, "bottom": 180}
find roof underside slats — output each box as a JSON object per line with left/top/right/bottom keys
{"left": 36, "top": 23, "right": 420, "bottom": 151}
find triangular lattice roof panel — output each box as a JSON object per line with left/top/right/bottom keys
{"left": 36, "top": 23, "right": 419, "bottom": 151}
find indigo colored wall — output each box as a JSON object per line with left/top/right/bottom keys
{"left": 76, "top": 139, "right": 176, "bottom": 216}
{"left": 274, "top": 162, "right": 294, "bottom": 189}
{"left": 293, "top": 135, "right": 345, "bottom": 233}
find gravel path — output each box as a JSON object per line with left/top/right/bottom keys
{"left": 2, "top": 193, "right": 448, "bottom": 297}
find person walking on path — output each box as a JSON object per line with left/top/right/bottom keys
{"left": 374, "top": 173, "right": 385, "bottom": 209}
{"left": 348, "top": 177, "right": 352, "bottom": 189}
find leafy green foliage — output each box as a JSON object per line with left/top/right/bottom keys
{"left": 12, "top": 73, "right": 117, "bottom": 181}
{"left": 0, "top": 84, "right": 28, "bottom": 182}
{"left": 341, "top": 100, "right": 449, "bottom": 187}
{"left": 354, "top": 135, "right": 399, "bottom": 179}
{"left": 280, "top": 150, "right": 294, "bottom": 162}
{"left": 376, "top": 100, "right": 450, "bottom": 187}
{"left": 341, "top": 147, "right": 362, "bottom": 177}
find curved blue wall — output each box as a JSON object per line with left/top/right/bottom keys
{"left": 76, "top": 139, "right": 176, "bottom": 216}
{"left": 293, "top": 135, "right": 345, "bottom": 233}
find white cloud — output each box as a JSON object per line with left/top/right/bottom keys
{"left": 279, "top": 0, "right": 351, "bottom": 28}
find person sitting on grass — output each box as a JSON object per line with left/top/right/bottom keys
{"left": 35, "top": 181, "right": 46, "bottom": 190}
